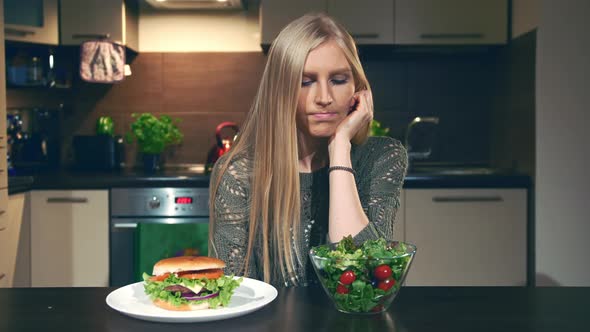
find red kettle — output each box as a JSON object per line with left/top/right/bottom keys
{"left": 206, "top": 122, "right": 239, "bottom": 169}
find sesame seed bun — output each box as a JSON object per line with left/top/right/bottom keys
{"left": 152, "top": 256, "right": 226, "bottom": 276}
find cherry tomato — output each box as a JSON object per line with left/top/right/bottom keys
{"left": 149, "top": 273, "right": 170, "bottom": 282}
{"left": 377, "top": 278, "right": 396, "bottom": 291}
{"left": 373, "top": 264, "right": 393, "bottom": 281}
{"left": 339, "top": 270, "right": 356, "bottom": 285}
{"left": 336, "top": 284, "right": 350, "bottom": 294}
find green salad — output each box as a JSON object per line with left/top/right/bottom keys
{"left": 311, "top": 236, "right": 413, "bottom": 313}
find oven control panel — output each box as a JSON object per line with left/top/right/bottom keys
{"left": 111, "top": 188, "right": 209, "bottom": 217}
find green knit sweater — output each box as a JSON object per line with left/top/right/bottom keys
{"left": 209, "top": 136, "right": 408, "bottom": 287}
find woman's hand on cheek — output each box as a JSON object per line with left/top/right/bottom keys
{"left": 332, "top": 90, "right": 374, "bottom": 144}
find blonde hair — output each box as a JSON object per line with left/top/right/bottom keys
{"left": 209, "top": 13, "right": 371, "bottom": 285}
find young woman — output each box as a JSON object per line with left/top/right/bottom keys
{"left": 209, "top": 13, "right": 407, "bottom": 287}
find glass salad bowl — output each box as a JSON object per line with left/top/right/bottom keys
{"left": 309, "top": 237, "right": 416, "bottom": 314}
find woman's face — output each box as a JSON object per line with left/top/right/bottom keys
{"left": 296, "top": 40, "right": 355, "bottom": 139}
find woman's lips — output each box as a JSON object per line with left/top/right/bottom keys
{"left": 310, "top": 112, "right": 339, "bottom": 120}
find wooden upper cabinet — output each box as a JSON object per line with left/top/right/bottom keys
{"left": 60, "top": 0, "right": 139, "bottom": 51}
{"left": 327, "top": 0, "right": 394, "bottom": 44}
{"left": 395, "top": 0, "right": 508, "bottom": 45}
{"left": 3, "top": 0, "right": 59, "bottom": 45}
{"left": 260, "top": 0, "right": 326, "bottom": 45}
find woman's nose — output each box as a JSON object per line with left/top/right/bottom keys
{"left": 314, "top": 82, "right": 333, "bottom": 106}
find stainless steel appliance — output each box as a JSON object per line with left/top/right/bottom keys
{"left": 109, "top": 187, "right": 209, "bottom": 286}
{"left": 72, "top": 135, "right": 125, "bottom": 171}
{"left": 7, "top": 108, "right": 60, "bottom": 174}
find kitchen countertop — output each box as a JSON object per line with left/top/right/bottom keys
{"left": 0, "top": 286, "right": 586, "bottom": 331}
{"left": 7, "top": 168, "right": 531, "bottom": 195}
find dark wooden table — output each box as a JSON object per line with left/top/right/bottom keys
{"left": 0, "top": 286, "right": 587, "bottom": 331}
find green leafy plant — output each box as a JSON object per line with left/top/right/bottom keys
{"left": 126, "top": 113, "right": 183, "bottom": 154}
{"left": 369, "top": 120, "right": 390, "bottom": 137}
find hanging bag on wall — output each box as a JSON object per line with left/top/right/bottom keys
{"left": 79, "top": 40, "right": 126, "bottom": 84}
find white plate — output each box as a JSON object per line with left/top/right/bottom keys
{"left": 106, "top": 277, "right": 278, "bottom": 323}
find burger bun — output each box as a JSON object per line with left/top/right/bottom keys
{"left": 152, "top": 256, "right": 226, "bottom": 276}
{"left": 152, "top": 298, "right": 210, "bottom": 311}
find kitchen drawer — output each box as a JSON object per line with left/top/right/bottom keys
{"left": 0, "top": 140, "right": 6, "bottom": 189}
{"left": 31, "top": 190, "right": 109, "bottom": 287}
{"left": 0, "top": 189, "right": 8, "bottom": 229}
{"left": 0, "top": 192, "right": 26, "bottom": 288}
{"left": 404, "top": 188, "right": 527, "bottom": 286}
{"left": 0, "top": 209, "right": 11, "bottom": 288}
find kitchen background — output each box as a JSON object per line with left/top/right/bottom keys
{"left": 4, "top": 0, "right": 535, "bottom": 176}
{"left": 6, "top": 0, "right": 587, "bottom": 289}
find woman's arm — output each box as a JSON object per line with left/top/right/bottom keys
{"left": 327, "top": 90, "right": 374, "bottom": 242}
{"left": 328, "top": 91, "right": 407, "bottom": 243}
{"left": 328, "top": 137, "right": 408, "bottom": 244}
{"left": 328, "top": 137, "right": 368, "bottom": 242}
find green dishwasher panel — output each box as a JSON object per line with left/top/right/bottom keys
{"left": 135, "top": 223, "right": 209, "bottom": 282}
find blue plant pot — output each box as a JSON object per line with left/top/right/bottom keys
{"left": 142, "top": 153, "right": 161, "bottom": 173}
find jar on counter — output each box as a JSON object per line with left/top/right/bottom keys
{"left": 27, "top": 56, "right": 44, "bottom": 85}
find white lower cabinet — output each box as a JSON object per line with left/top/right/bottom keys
{"left": 0, "top": 192, "right": 25, "bottom": 288}
{"left": 30, "top": 190, "right": 109, "bottom": 287}
{"left": 404, "top": 188, "right": 527, "bottom": 286}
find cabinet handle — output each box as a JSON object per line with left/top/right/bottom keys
{"left": 0, "top": 210, "right": 5, "bottom": 215}
{"left": 351, "top": 33, "right": 380, "bottom": 39}
{"left": 0, "top": 227, "right": 6, "bottom": 232}
{"left": 432, "top": 196, "right": 503, "bottom": 203}
{"left": 0, "top": 273, "right": 5, "bottom": 281}
{"left": 46, "top": 197, "right": 88, "bottom": 204}
{"left": 72, "top": 33, "right": 111, "bottom": 39}
{"left": 4, "top": 28, "right": 36, "bottom": 36}
{"left": 420, "top": 33, "right": 484, "bottom": 40}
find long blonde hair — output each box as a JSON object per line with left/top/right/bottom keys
{"left": 209, "top": 13, "right": 371, "bottom": 285}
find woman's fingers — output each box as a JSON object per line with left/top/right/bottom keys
{"left": 337, "top": 90, "right": 373, "bottom": 140}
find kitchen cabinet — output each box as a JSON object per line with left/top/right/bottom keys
{"left": 404, "top": 188, "right": 527, "bottom": 286}
{"left": 60, "top": 0, "right": 139, "bottom": 51}
{"left": 261, "top": 0, "right": 508, "bottom": 47}
{"left": 0, "top": 132, "right": 5, "bottom": 189}
{"left": 392, "top": 190, "right": 405, "bottom": 242}
{"left": 1, "top": 1, "right": 7, "bottom": 191}
{"left": 260, "top": 0, "right": 326, "bottom": 45}
{"left": 261, "top": 0, "right": 393, "bottom": 45}
{"left": 30, "top": 190, "right": 109, "bottom": 287}
{"left": 0, "top": 192, "right": 25, "bottom": 288}
{"left": 3, "top": 0, "right": 59, "bottom": 45}
{"left": 327, "top": 0, "right": 394, "bottom": 44}
{"left": 394, "top": 0, "right": 508, "bottom": 45}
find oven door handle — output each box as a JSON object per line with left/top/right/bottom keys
{"left": 113, "top": 223, "right": 138, "bottom": 229}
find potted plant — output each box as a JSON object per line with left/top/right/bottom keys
{"left": 369, "top": 119, "right": 390, "bottom": 137}
{"left": 126, "top": 113, "right": 183, "bottom": 172}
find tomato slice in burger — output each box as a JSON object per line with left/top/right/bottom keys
{"left": 149, "top": 272, "right": 171, "bottom": 282}
{"left": 177, "top": 269, "right": 224, "bottom": 280}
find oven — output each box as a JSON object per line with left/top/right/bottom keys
{"left": 109, "top": 187, "right": 209, "bottom": 287}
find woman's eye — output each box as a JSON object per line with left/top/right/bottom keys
{"left": 301, "top": 80, "right": 314, "bottom": 87}
{"left": 331, "top": 78, "right": 349, "bottom": 85}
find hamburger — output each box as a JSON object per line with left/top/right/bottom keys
{"left": 143, "top": 256, "right": 242, "bottom": 311}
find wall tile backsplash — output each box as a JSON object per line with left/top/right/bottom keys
{"left": 7, "top": 48, "right": 508, "bottom": 168}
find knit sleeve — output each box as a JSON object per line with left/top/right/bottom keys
{"left": 209, "top": 156, "right": 258, "bottom": 279}
{"left": 351, "top": 137, "right": 408, "bottom": 245}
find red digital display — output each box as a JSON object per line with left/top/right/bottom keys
{"left": 175, "top": 197, "right": 193, "bottom": 204}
